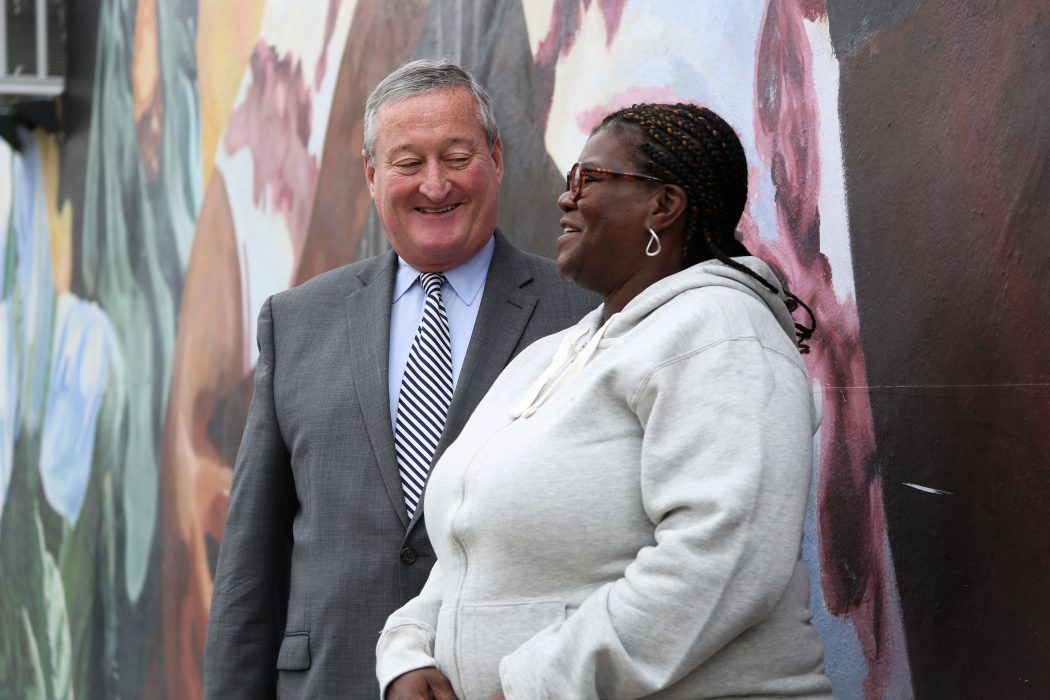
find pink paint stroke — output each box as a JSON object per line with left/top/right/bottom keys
{"left": 314, "top": 0, "right": 343, "bottom": 91}
{"left": 532, "top": 0, "right": 631, "bottom": 130}
{"left": 575, "top": 86, "right": 678, "bottom": 134}
{"left": 225, "top": 41, "right": 320, "bottom": 264}
{"left": 596, "top": 0, "right": 628, "bottom": 46}
{"left": 750, "top": 1, "right": 907, "bottom": 696}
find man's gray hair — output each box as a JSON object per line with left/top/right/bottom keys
{"left": 363, "top": 58, "right": 500, "bottom": 161}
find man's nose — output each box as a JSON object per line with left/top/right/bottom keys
{"left": 419, "top": 162, "right": 452, "bottom": 200}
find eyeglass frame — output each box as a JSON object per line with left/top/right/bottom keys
{"left": 565, "top": 162, "right": 665, "bottom": 201}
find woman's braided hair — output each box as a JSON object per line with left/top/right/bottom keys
{"left": 597, "top": 102, "right": 816, "bottom": 351}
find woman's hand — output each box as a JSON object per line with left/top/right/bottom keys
{"left": 386, "top": 668, "right": 458, "bottom": 700}
{"left": 484, "top": 691, "right": 506, "bottom": 700}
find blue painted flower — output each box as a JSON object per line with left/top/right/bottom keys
{"left": 12, "top": 130, "right": 55, "bottom": 436}
{"left": 38, "top": 294, "right": 116, "bottom": 524}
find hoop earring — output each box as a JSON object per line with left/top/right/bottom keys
{"left": 645, "top": 228, "right": 662, "bottom": 257}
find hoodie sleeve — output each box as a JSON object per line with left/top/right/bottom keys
{"left": 376, "top": 560, "right": 446, "bottom": 696}
{"left": 497, "top": 338, "right": 816, "bottom": 699}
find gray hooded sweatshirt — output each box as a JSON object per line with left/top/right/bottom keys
{"left": 377, "top": 257, "right": 832, "bottom": 699}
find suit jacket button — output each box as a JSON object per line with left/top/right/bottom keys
{"left": 400, "top": 546, "right": 416, "bottom": 564}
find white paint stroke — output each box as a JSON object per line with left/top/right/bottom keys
{"left": 902, "top": 482, "right": 953, "bottom": 496}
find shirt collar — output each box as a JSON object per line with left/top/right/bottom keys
{"left": 392, "top": 234, "right": 496, "bottom": 305}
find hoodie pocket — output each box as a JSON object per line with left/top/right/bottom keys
{"left": 453, "top": 600, "right": 566, "bottom": 700}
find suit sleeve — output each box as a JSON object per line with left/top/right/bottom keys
{"left": 375, "top": 560, "right": 446, "bottom": 696}
{"left": 498, "top": 340, "right": 816, "bottom": 699}
{"left": 203, "top": 296, "right": 298, "bottom": 699}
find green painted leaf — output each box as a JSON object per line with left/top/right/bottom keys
{"left": 19, "top": 608, "right": 47, "bottom": 700}
{"left": 41, "top": 534, "right": 73, "bottom": 699}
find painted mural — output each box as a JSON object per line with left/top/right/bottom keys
{"left": 1, "top": 0, "right": 1047, "bottom": 698}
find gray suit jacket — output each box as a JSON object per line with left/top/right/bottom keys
{"left": 203, "top": 232, "right": 597, "bottom": 699}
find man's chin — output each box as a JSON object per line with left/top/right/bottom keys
{"left": 402, "top": 236, "right": 474, "bottom": 270}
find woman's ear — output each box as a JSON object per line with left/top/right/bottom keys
{"left": 649, "top": 184, "right": 688, "bottom": 231}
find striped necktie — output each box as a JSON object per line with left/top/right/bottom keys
{"left": 395, "top": 272, "right": 453, "bottom": 519}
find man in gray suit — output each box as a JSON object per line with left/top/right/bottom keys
{"left": 203, "top": 60, "right": 595, "bottom": 698}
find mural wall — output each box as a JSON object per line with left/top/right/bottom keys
{"left": 0, "top": 0, "right": 1046, "bottom": 698}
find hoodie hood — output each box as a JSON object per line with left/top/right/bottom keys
{"left": 510, "top": 257, "right": 797, "bottom": 419}
{"left": 604, "top": 256, "right": 796, "bottom": 343}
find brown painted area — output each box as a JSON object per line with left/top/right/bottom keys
{"left": 296, "top": 0, "right": 431, "bottom": 283}
{"left": 838, "top": 1, "right": 1050, "bottom": 696}
{"left": 159, "top": 172, "right": 246, "bottom": 700}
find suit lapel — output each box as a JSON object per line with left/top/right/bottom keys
{"left": 406, "top": 232, "right": 538, "bottom": 532}
{"left": 345, "top": 252, "right": 410, "bottom": 528}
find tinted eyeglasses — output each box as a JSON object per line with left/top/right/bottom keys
{"left": 565, "top": 162, "right": 664, "bottom": 201}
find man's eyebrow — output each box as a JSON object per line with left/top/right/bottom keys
{"left": 385, "top": 136, "right": 481, "bottom": 159}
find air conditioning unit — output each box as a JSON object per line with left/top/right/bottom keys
{"left": 0, "top": 0, "right": 65, "bottom": 100}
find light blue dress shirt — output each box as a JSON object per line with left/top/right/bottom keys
{"left": 388, "top": 235, "right": 496, "bottom": 431}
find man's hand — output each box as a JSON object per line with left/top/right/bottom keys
{"left": 386, "top": 668, "right": 458, "bottom": 700}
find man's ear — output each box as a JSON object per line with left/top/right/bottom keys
{"left": 649, "top": 183, "right": 688, "bottom": 231}
{"left": 362, "top": 149, "right": 377, "bottom": 198}
{"left": 490, "top": 137, "right": 505, "bottom": 185}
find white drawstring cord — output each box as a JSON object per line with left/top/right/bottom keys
{"left": 509, "top": 323, "right": 589, "bottom": 418}
{"left": 510, "top": 313, "right": 619, "bottom": 419}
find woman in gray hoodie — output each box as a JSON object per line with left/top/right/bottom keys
{"left": 378, "top": 103, "right": 830, "bottom": 700}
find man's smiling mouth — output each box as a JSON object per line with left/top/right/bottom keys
{"left": 416, "top": 204, "right": 460, "bottom": 214}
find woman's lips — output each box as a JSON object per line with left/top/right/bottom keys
{"left": 557, "top": 230, "right": 580, "bottom": 249}
{"left": 559, "top": 218, "right": 581, "bottom": 235}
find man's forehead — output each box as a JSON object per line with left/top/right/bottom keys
{"left": 375, "top": 87, "right": 476, "bottom": 123}
{"left": 373, "top": 88, "right": 487, "bottom": 156}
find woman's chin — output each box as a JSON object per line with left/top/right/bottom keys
{"left": 557, "top": 264, "right": 598, "bottom": 294}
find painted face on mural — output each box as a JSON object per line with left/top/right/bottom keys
{"left": 537, "top": 2, "right": 780, "bottom": 241}
{"left": 534, "top": 1, "right": 854, "bottom": 292}
{"left": 363, "top": 87, "right": 504, "bottom": 272}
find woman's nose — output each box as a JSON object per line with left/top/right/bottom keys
{"left": 557, "top": 188, "right": 576, "bottom": 211}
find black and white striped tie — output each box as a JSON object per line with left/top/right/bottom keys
{"left": 395, "top": 272, "right": 453, "bottom": 519}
